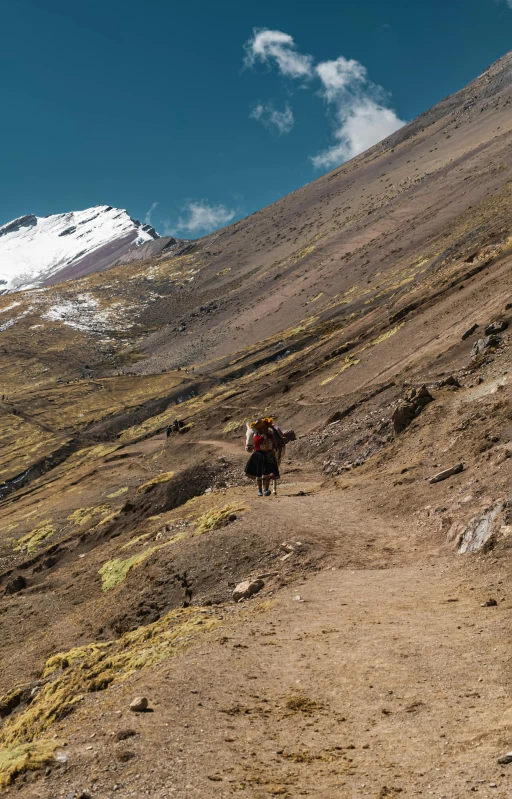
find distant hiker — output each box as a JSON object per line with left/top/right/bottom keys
{"left": 245, "top": 417, "right": 288, "bottom": 496}
{"left": 166, "top": 419, "right": 184, "bottom": 439}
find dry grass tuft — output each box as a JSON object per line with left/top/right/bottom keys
{"left": 137, "top": 471, "right": 175, "bottom": 493}
{"left": 98, "top": 548, "right": 157, "bottom": 591}
{"left": 284, "top": 695, "right": 324, "bottom": 714}
{"left": 0, "top": 739, "right": 66, "bottom": 789}
{"left": 14, "top": 522, "right": 55, "bottom": 553}
{"left": 194, "top": 504, "right": 244, "bottom": 536}
{"left": 0, "top": 607, "right": 219, "bottom": 758}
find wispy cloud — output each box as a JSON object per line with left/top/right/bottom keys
{"left": 312, "top": 56, "right": 405, "bottom": 167}
{"left": 250, "top": 102, "right": 294, "bottom": 134}
{"left": 315, "top": 56, "right": 367, "bottom": 101}
{"left": 311, "top": 100, "right": 405, "bottom": 168}
{"left": 168, "top": 201, "right": 236, "bottom": 237}
{"left": 144, "top": 201, "right": 158, "bottom": 225}
{"left": 244, "top": 28, "right": 313, "bottom": 78}
{"left": 243, "top": 28, "right": 405, "bottom": 170}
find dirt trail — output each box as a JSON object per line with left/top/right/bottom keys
{"left": 22, "top": 475, "right": 512, "bottom": 799}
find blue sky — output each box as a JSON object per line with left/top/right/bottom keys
{"left": 1, "top": 0, "right": 512, "bottom": 236}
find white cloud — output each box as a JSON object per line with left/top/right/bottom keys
{"left": 311, "top": 100, "right": 405, "bottom": 168}
{"left": 144, "top": 201, "right": 158, "bottom": 225}
{"left": 315, "top": 56, "right": 367, "bottom": 101}
{"left": 169, "top": 201, "right": 236, "bottom": 237}
{"left": 244, "top": 28, "right": 313, "bottom": 79}
{"left": 243, "top": 28, "right": 405, "bottom": 170}
{"left": 250, "top": 102, "right": 294, "bottom": 134}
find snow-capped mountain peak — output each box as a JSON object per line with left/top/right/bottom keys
{"left": 0, "top": 205, "right": 160, "bottom": 292}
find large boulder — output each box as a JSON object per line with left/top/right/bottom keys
{"left": 232, "top": 578, "right": 264, "bottom": 602}
{"left": 392, "top": 386, "right": 433, "bottom": 434}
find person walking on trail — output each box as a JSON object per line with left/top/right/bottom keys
{"left": 244, "top": 417, "right": 287, "bottom": 496}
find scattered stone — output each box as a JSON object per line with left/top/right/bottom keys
{"left": 429, "top": 463, "right": 464, "bottom": 484}
{"left": 4, "top": 575, "right": 26, "bottom": 595}
{"left": 129, "top": 696, "right": 149, "bottom": 712}
{"left": 497, "top": 752, "right": 512, "bottom": 765}
{"left": 392, "top": 386, "right": 433, "bottom": 434}
{"left": 117, "top": 750, "right": 135, "bottom": 762}
{"left": 485, "top": 320, "right": 508, "bottom": 335}
{"left": 438, "top": 375, "right": 461, "bottom": 388}
{"left": 115, "top": 729, "right": 137, "bottom": 741}
{"left": 462, "top": 323, "right": 479, "bottom": 340}
{"left": 505, "top": 302, "right": 512, "bottom": 311}
{"left": 232, "top": 578, "right": 264, "bottom": 602}
{"left": 471, "top": 335, "right": 501, "bottom": 358}
{"left": 482, "top": 598, "right": 498, "bottom": 607}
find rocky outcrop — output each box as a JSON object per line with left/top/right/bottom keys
{"left": 392, "top": 386, "right": 433, "bottom": 434}
{"left": 471, "top": 335, "right": 501, "bottom": 359}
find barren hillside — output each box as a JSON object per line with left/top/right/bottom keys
{"left": 0, "top": 53, "right": 510, "bottom": 798}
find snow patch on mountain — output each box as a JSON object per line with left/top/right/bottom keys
{"left": 43, "top": 292, "right": 137, "bottom": 333}
{"left": 0, "top": 308, "right": 33, "bottom": 332}
{"left": 0, "top": 206, "right": 159, "bottom": 292}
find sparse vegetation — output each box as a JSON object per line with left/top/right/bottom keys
{"left": 14, "top": 521, "right": 55, "bottom": 553}
{"left": 194, "top": 504, "right": 244, "bottom": 535}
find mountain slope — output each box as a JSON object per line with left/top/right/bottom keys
{"left": 0, "top": 205, "right": 164, "bottom": 292}
{"left": 0, "top": 52, "right": 510, "bottom": 797}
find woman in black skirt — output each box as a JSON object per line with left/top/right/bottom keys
{"left": 244, "top": 417, "right": 283, "bottom": 496}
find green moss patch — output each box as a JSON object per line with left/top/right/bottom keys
{"left": 98, "top": 549, "right": 157, "bottom": 591}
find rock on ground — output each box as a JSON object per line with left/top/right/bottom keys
{"left": 232, "top": 578, "right": 264, "bottom": 602}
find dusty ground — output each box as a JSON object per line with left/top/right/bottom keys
{"left": 7, "top": 462, "right": 512, "bottom": 799}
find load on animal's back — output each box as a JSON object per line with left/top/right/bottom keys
{"left": 244, "top": 417, "right": 295, "bottom": 496}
